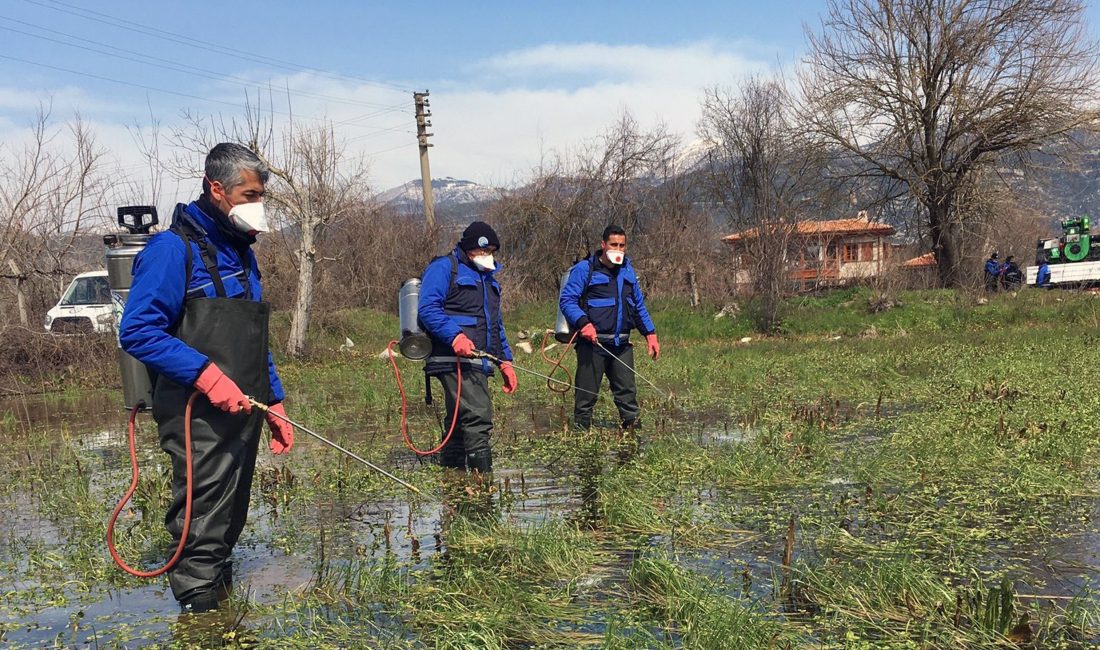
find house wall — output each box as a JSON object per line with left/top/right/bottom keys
{"left": 728, "top": 232, "right": 892, "bottom": 289}
{"left": 837, "top": 236, "right": 887, "bottom": 280}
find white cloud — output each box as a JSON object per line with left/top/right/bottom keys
{"left": 0, "top": 40, "right": 778, "bottom": 203}
{"left": 476, "top": 41, "right": 766, "bottom": 87}
{"left": 0, "top": 85, "right": 126, "bottom": 114}
{"left": 385, "top": 41, "right": 773, "bottom": 188}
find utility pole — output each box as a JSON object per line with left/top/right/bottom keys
{"left": 413, "top": 91, "right": 435, "bottom": 229}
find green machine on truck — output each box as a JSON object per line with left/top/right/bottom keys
{"left": 1028, "top": 216, "right": 1100, "bottom": 287}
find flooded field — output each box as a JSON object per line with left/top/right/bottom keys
{"left": 3, "top": 291, "right": 1100, "bottom": 648}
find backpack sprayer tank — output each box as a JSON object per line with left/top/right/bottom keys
{"left": 398, "top": 279, "right": 432, "bottom": 360}
{"left": 103, "top": 206, "right": 158, "bottom": 410}
{"left": 553, "top": 269, "right": 574, "bottom": 343}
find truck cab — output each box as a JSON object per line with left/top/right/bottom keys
{"left": 44, "top": 270, "right": 115, "bottom": 334}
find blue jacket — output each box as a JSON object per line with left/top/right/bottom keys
{"left": 985, "top": 258, "right": 1001, "bottom": 276}
{"left": 1036, "top": 263, "right": 1051, "bottom": 288}
{"left": 119, "top": 201, "right": 285, "bottom": 402}
{"left": 417, "top": 247, "right": 513, "bottom": 376}
{"left": 559, "top": 254, "right": 656, "bottom": 346}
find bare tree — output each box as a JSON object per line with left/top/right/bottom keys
{"left": 0, "top": 108, "right": 109, "bottom": 326}
{"left": 253, "top": 126, "right": 370, "bottom": 357}
{"left": 489, "top": 112, "right": 679, "bottom": 302}
{"left": 699, "top": 75, "right": 831, "bottom": 331}
{"left": 169, "top": 104, "right": 371, "bottom": 358}
{"left": 801, "top": 0, "right": 1100, "bottom": 287}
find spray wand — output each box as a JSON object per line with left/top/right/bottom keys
{"left": 472, "top": 350, "right": 601, "bottom": 397}
{"left": 250, "top": 399, "right": 421, "bottom": 495}
{"left": 591, "top": 339, "right": 670, "bottom": 400}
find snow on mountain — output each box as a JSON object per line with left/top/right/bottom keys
{"left": 673, "top": 138, "right": 716, "bottom": 172}
{"left": 376, "top": 177, "right": 502, "bottom": 208}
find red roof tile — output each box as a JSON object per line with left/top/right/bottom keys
{"left": 723, "top": 216, "right": 895, "bottom": 243}
{"left": 902, "top": 252, "right": 937, "bottom": 268}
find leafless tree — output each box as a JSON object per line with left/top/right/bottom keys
{"left": 252, "top": 125, "right": 370, "bottom": 358}
{"left": 0, "top": 108, "right": 109, "bottom": 326}
{"left": 699, "top": 75, "right": 832, "bottom": 331}
{"left": 489, "top": 112, "right": 680, "bottom": 302}
{"left": 169, "top": 105, "right": 372, "bottom": 358}
{"left": 800, "top": 0, "right": 1100, "bottom": 287}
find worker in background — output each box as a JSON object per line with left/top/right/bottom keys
{"left": 1036, "top": 255, "right": 1052, "bottom": 289}
{"left": 559, "top": 224, "right": 659, "bottom": 432}
{"left": 417, "top": 221, "right": 517, "bottom": 476}
{"left": 119, "top": 143, "right": 294, "bottom": 614}
{"left": 984, "top": 251, "right": 1001, "bottom": 291}
{"left": 1000, "top": 255, "right": 1023, "bottom": 290}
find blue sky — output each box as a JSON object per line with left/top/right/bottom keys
{"left": 2, "top": 0, "right": 1098, "bottom": 204}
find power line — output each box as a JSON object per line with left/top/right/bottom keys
{"left": 0, "top": 15, "right": 411, "bottom": 112}
{"left": 22, "top": 0, "right": 412, "bottom": 94}
{"left": 0, "top": 52, "right": 262, "bottom": 111}
{"left": 0, "top": 53, "right": 413, "bottom": 133}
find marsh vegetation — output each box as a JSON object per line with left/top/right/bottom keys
{"left": 3, "top": 288, "right": 1100, "bottom": 648}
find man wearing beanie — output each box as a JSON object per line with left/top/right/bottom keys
{"left": 559, "top": 224, "right": 658, "bottom": 431}
{"left": 417, "top": 221, "right": 517, "bottom": 475}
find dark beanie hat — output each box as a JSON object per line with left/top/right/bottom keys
{"left": 459, "top": 221, "right": 500, "bottom": 251}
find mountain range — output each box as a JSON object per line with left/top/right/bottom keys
{"left": 375, "top": 177, "right": 503, "bottom": 224}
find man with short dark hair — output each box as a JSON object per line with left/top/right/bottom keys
{"left": 120, "top": 142, "right": 294, "bottom": 613}
{"left": 559, "top": 225, "right": 658, "bottom": 431}
{"left": 417, "top": 221, "right": 517, "bottom": 474}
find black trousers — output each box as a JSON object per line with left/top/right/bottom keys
{"left": 573, "top": 341, "right": 639, "bottom": 430}
{"left": 155, "top": 391, "right": 263, "bottom": 602}
{"left": 436, "top": 369, "right": 494, "bottom": 472}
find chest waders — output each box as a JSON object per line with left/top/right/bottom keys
{"left": 108, "top": 223, "right": 272, "bottom": 606}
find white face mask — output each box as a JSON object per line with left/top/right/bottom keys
{"left": 472, "top": 254, "right": 495, "bottom": 271}
{"left": 606, "top": 250, "right": 625, "bottom": 265}
{"left": 228, "top": 202, "right": 269, "bottom": 235}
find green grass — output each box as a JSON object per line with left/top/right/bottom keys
{"left": 3, "top": 288, "right": 1100, "bottom": 648}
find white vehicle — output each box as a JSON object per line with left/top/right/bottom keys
{"left": 1026, "top": 261, "right": 1100, "bottom": 288}
{"left": 44, "top": 270, "right": 115, "bottom": 334}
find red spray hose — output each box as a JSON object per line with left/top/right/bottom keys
{"left": 539, "top": 330, "right": 578, "bottom": 394}
{"left": 107, "top": 392, "right": 196, "bottom": 578}
{"left": 386, "top": 339, "right": 462, "bottom": 456}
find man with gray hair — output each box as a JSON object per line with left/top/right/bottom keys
{"left": 120, "top": 142, "right": 295, "bottom": 613}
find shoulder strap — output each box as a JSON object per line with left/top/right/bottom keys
{"left": 580, "top": 256, "right": 596, "bottom": 309}
{"left": 172, "top": 221, "right": 226, "bottom": 298}
{"left": 450, "top": 252, "right": 458, "bottom": 293}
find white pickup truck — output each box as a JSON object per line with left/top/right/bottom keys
{"left": 1026, "top": 261, "right": 1100, "bottom": 288}
{"left": 44, "top": 270, "right": 115, "bottom": 334}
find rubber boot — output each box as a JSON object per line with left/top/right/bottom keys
{"left": 179, "top": 587, "right": 220, "bottom": 614}
{"left": 466, "top": 450, "right": 492, "bottom": 476}
{"left": 215, "top": 562, "right": 233, "bottom": 602}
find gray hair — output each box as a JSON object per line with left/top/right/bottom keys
{"left": 203, "top": 142, "right": 269, "bottom": 193}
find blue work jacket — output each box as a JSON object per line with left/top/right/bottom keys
{"left": 417, "top": 247, "right": 513, "bottom": 376}
{"left": 119, "top": 201, "right": 285, "bottom": 402}
{"left": 1036, "top": 263, "right": 1052, "bottom": 288}
{"left": 559, "top": 253, "right": 656, "bottom": 346}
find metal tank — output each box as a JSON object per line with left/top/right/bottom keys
{"left": 398, "top": 278, "right": 432, "bottom": 360}
{"left": 553, "top": 270, "right": 574, "bottom": 343}
{"left": 103, "top": 206, "right": 158, "bottom": 410}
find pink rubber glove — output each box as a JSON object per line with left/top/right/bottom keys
{"left": 452, "top": 332, "right": 477, "bottom": 357}
{"left": 579, "top": 323, "right": 598, "bottom": 343}
{"left": 193, "top": 363, "right": 252, "bottom": 415}
{"left": 646, "top": 333, "right": 660, "bottom": 360}
{"left": 266, "top": 402, "right": 294, "bottom": 454}
{"left": 500, "top": 362, "right": 518, "bottom": 394}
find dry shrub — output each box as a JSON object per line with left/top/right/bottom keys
{"left": 255, "top": 204, "right": 441, "bottom": 314}
{"left": 0, "top": 325, "right": 117, "bottom": 394}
